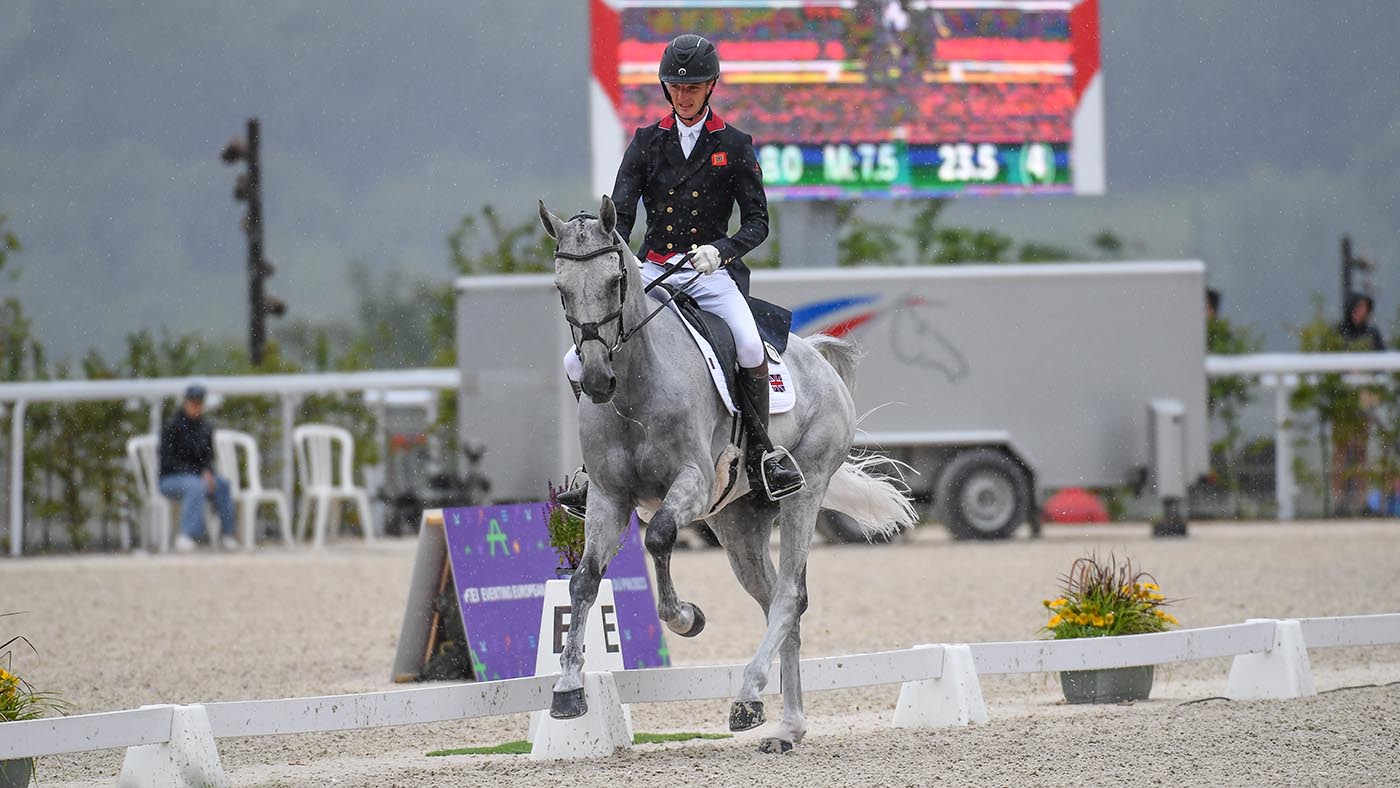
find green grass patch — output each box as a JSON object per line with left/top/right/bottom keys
{"left": 427, "top": 731, "right": 731, "bottom": 756}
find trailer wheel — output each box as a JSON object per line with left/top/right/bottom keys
{"left": 939, "top": 449, "right": 1031, "bottom": 540}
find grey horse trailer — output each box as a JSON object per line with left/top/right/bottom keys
{"left": 456, "top": 261, "right": 1208, "bottom": 540}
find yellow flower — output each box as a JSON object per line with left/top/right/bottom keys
{"left": 1163, "top": 614, "right": 1180, "bottom": 626}
{"left": 1051, "top": 598, "right": 1068, "bottom": 608}
{"left": 1091, "top": 615, "right": 1105, "bottom": 627}
{"left": 1105, "top": 612, "right": 1116, "bottom": 623}
{"left": 1077, "top": 614, "right": 1092, "bottom": 626}
{"left": 1048, "top": 614, "right": 1062, "bottom": 628}
{"left": 1042, "top": 599, "right": 1052, "bottom": 608}
{"left": 1142, "top": 582, "right": 1160, "bottom": 591}
{"left": 1148, "top": 592, "right": 1165, "bottom": 601}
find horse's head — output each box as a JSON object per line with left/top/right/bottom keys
{"left": 540, "top": 195, "right": 630, "bottom": 404}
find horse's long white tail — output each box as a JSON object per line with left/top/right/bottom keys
{"left": 810, "top": 333, "right": 918, "bottom": 540}
{"left": 820, "top": 455, "right": 918, "bottom": 540}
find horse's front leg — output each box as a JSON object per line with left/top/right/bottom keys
{"left": 550, "top": 489, "right": 630, "bottom": 719}
{"left": 645, "top": 463, "right": 711, "bottom": 637}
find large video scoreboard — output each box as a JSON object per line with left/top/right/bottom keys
{"left": 589, "top": 0, "right": 1103, "bottom": 200}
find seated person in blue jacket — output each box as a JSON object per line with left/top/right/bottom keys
{"left": 157, "top": 384, "right": 237, "bottom": 551}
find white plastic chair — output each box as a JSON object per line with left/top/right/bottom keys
{"left": 126, "top": 434, "right": 216, "bottom": 553}
{"left": 215, "top": 429, "right": 294, "bottom": 550}
{"left": 292, "top": 424, "right": 374, "bottom": 547}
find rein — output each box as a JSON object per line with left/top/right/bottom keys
{"left": 556, "top": 241, "right": 702, "bottom": 357}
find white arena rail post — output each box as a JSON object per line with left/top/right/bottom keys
{"left": 117, "top": 704, "right": 228, "bottom": 788}
{"left": 528, "top": 578, "right": 633, "bottom": 760}
{"left": 891, "top": 644, "right": 986, "bottom": 728}
{"left": 529, "top": 672, "right": 631, "bottom": 761}
{"left": 1226, "top": 619, "right": 1316, "bottom": 700}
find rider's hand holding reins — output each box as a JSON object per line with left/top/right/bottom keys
{"left": 690, "top": 245, "right": 722, "bottom": 275}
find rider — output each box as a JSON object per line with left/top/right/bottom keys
{"left": 559, "top": 33, "right": 804, "bottom": 514}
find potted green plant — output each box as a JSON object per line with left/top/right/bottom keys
{"left": 1041, "top": 554, "right": 1180, "bottom": 704}
{"left": 545, "top": 477, "right": 586, "bottom": 577}
{"left": 2, "top": 614, "right": 70, "bottom": 788}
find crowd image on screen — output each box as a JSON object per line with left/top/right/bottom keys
{"left": 622, "top": 81, "right": 1071, "bottom": 146}
{"left": 619, "top": 4, "right": 1076, "bottom": 146}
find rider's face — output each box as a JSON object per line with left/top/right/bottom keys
{"left": 666, "top": 80, "right": 714, "bottom": 120}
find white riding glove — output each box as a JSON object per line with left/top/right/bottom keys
{"left": 690, "top": 245, "right": 722, "bottom": 275}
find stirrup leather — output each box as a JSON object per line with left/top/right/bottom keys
{"left": 759, "top": 446, "right": 805, "bottom": 501}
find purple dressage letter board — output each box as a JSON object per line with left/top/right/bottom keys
{"left": 441, "top": 504, "right": 670, "bottom": 681}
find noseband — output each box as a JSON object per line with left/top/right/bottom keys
{"left": 555, "top": 240, "right": 631, "bottom": 356}
{"left": 555, "top": 213, "right": 702, "bottom": 361}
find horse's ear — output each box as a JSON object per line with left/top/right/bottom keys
{"left": 538, "top": 200, "right": 564, "bottom": 240}
{"left": 599, "top": 195, "right": 617, "bottom": 237}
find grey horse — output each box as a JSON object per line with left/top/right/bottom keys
{"left": 540, "top": 196, "right": 915, "bottom": 753}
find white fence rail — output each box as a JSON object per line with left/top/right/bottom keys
{"left": 2, "top": 614, "right": 1397, "bottom": 767}
{"left": 0, "top": 368, "right": 459, "bottom": 557}
{"left": 969, "top": 621, "right": 1276, "bottom": 674}
{"left": 203, "top": 674, "right": 555, "bottom": 739}
{"left": 0, "top": 707, "right": 172, "bottom": 759}
{"left": 1204, "top": 351, "right": 1400, "bottom": 521}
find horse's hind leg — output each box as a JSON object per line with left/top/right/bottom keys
{"left": 644, "top": 464, "right": 712, "bottom": 637}
{"left": 708, "top": 499, "right": 779, "bottom": 732}
{"left": 732, "top": 491, "right": 821, "bottom": 749}
{"left": 550, "top": 491, "right": 630, "bottom": 719}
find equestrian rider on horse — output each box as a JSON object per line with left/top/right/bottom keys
{"left": 559, "top": 33, "right": 805, "bottom": 514}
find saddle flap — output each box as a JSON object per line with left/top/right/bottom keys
{"left": 656, "top": 284, "right": 796, "bottom": 416}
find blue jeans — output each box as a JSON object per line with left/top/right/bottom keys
{"left": 158, "top": 473, "right": 236, "bottom": 540}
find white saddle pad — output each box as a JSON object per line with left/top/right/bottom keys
{"left": 667, "top": 301, "right": 796, "bottom": 416}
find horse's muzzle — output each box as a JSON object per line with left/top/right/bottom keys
{"left": 582, "top": 373, "right": 616, "bottom": 404}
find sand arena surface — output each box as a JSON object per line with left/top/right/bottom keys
{"left": 3, "top": 521, "right": 1400, "bottom": 786}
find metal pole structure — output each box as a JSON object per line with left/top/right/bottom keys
{"left": 246, "top": 118, "right": 267, "bottom": 366}
{"left": 1273, "top": 376, "right": 1296, "bottom": 521}
{"left": 8, "top": 400, "right": 25, "bottom": 556}
{"left": 281, "top": 393, "right": 296, "bottom": 528}
{"left": 1340, "top": 235, "right": 1352, "bottom": 321}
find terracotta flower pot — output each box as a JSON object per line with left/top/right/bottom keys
{"left": 1059, "top": 665, "right": 1154, "bottom": 704}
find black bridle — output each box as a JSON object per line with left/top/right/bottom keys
{"left": 555, "top": 228, "right": 702, "bottom": 358}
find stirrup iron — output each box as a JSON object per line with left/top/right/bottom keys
{"left": 760, "top": 446, "right": 805, "bottom": 501}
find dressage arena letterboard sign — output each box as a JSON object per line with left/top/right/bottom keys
{"left": 435, "top": 504, "right": 669, "bottom": 680}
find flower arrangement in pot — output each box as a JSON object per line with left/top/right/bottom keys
{"left": 2, "top": 614, "right": 71, "bottom": 788}
{"left": 545, "top": 477, "right": 586, "bottom": 577}
{"left": 1041, "top": 554, "right": 1180, "bottom": 704}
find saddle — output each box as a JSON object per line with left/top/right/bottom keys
{"left": 654, "top": 284, "right": 796, "bottom": 416}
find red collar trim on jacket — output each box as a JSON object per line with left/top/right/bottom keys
{"left": 657, "top": 112, "right": 726, "bottom": 133}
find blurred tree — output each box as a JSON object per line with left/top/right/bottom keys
{"left": 1207, "top": 312, "right": 1261, "bottom": 517}
{"left": 1091, "top": 230, "right": 1125, "bottom": 259}
{"left": 448, "top": 204, "right": 552, "bottom": 276}
{"left": 1290, "top": 294, "right": 1375, "bottom": 516}
{"left": 830, "top": 201, "right": 1133, "bottom": 266}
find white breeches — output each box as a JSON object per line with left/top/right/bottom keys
{"left": 563, "top": 258, "right": 766, "bottom": 381}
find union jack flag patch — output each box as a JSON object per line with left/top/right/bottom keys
{"left": 769, "top": 373, "right": 786, "bottom": 393}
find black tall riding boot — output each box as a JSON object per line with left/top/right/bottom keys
{"left": 740, "top": 362, "right": 805, "bottom": 500}
{"left": 556, "top": 378, "right": 589, "bottom": 517}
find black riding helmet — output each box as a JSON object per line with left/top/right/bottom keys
{"left": 659, "top": 34, "right": 720, "bottom": 83}
{"left": 659, "top": 34, "right": 720, "bottom": 121}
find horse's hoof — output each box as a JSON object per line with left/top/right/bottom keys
{"left": 550, "top": 687, "right": 587, "bottom": 719}
{"left": 729, "top": 699, "right": 765, "bottom": 731}
{"left": 676, "top": 603, "right": 706, "bottom": 638}
{"left": 757, "top": 737, "right": 793, "bottom": 755}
